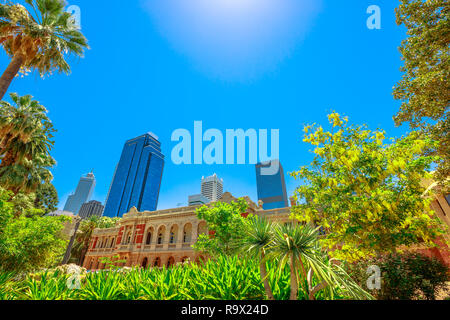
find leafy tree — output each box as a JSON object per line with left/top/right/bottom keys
{"left": 291, "top": 113, "right": 447, "bottom": 262}
{"left": 193, "top": 199, "right": 250, "bottom": 256}
{"left": 0, "top": 93, "right": 55, "bottom": 196}
{"left": 34, "top": 182, "right": 58, "bottom": 214}
{"left": 0, "top": 187, "right": 69, "bottom": 273}
{"left": 0, "top": 0, "right": 89, "bottom": 100}
{"left": 393, "top": 0, "right": 449, "bottom": 188}
{"left": 70, "top": 216, "right": 120, "bottom": 266}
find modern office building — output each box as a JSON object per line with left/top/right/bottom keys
{"left": 63, "top": 172, "right": 96, "bottom": 215}
{"left": 188, "top": 194, "right": 210, "bottom": 206}
{"left": 79, "top": 200, "right": 104, "bottom": 219}
{"left": 201, "top": 174, "right": 223, "bottom": 202}
{"left": 255, "top": 159, "right": 289, "bottom": 210}
{"left": 103, "top": 133, "right": 164, "bottom": 218}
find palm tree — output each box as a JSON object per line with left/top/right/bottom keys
{"left": 269, "top": 223, "right": 373, "bottom": 300}
{"left": 238, "top": 216, "right": 275, "bottom": 300}
{"left": 0, "top": 93, "right": 55, "bottom": 196}
{"left": 0, "top": 93, "right": 54, "bottom": 167}
{"left": 0, "top": 0, "right": 89, "bottom": 100}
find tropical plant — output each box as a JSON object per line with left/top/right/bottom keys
{"left": 268, "top": 223, "right": 373, "bottom": 300}
{"left": 238, "top": 216, "right": 275, "bottom": 300}
{"left": 393, "top": 0, "right": 449, "bottom": 188}
{"left": 291, "top": 112, "right": 447, "bottom": 262}
{"left": 0, "top": 0, "right": 89, "bottom": 100}
{"left": 0, "top": 93, "right": 55, "bottom": 196}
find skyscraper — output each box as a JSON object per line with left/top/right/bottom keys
{"left": 103, "top": 133, "right": 164, "bottom": 218}
{"left": 63, "top": 172, "right": 96, "bottom": 215}
{"left": 255, "top": 160, "right": 289, "bottom": 210}
{"left": 201, "top": 174, "right": 223, "bottom": 202}
{"left": 79, "top": 200, "right": 104, "bottom": 219}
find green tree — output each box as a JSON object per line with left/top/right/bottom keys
{"left": 0, "top": 0, "right": 89, "bottom": 100}
{"left": 70, "top": 216, "right": 120, "bottom": 266}
{"left": 0, "top": 187, "right": 69, "bottom": 273}
{"left": 393, "top": 0, "right": 449, "bottom": 188}
{"left": 193, "top": 199, "right": 250, "bottom": 256}
{"left": 0, "top": 93, "right": 55, "bottom": 196}
{"left": 34, "top": 182, "right": 58, "bottom": 214}
{"left": 291, "top": 113, "right": 447, "bottom": 262}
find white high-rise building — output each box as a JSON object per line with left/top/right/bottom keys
{"left": 201, "top": 174, "right": 224, "bottom": 202}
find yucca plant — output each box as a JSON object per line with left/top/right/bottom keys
{"left": 237, "top": 216, "right": 275, "bottom": 300}
{"left": 269, "top": 223, "right": 373, "bottom": 300}
{"left": 0, "top": 0, "right": 89, "bottom": 100}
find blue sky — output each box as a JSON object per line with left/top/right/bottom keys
{"left": 0, "top": 0, "right": 409, "bottom": 210}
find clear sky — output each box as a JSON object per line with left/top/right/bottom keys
{"left": 0, "top": 0, "right": 410, "bottom": 210}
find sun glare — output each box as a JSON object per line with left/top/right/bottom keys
{"left": 143, "top": 0, "right": 322, "bottom": 80}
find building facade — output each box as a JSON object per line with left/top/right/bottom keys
{"left": 79, "top": 200, "right": 104, "bottom": 219}
{"left": 83, "top": 193, "right": 292, "bottom": 270}
{"left": 201, "top": 174, "right": 223, "bottom": 202}
{"left": 103, "top": 133, "right": 164, "bottom": 218}
{"left": 63, "top": 172, "right": 96, "bottom": 215}
{"left": 255, "top": 160, "right": 289, "bottom": 210}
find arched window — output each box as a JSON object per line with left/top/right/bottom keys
{"left": 167, "top": 257, "right": 175, "bottom": 267}
{"left": 146, "top": 228, "right": 153, "bottom": 245}
{"left": 154, "top": 257, "right": 161, "bottom": 267}
{"left": 157, "top": 226, "right": 165, "bottom": 245}
{"left": 169, "top": 225, "right": 178, "bottom": 244}
{"left": 183, "top": 223, "right": 192, "bottom": 243}
{"left": 142, "top": 257, "right": 148, "bottom": 269}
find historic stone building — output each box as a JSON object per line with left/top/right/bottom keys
{"left": 83, "top": 193, "right": 294, "bottom": 270}
{"left": 84, "top": 181, "right": 450, "bottom": 270}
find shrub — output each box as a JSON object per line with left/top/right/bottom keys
{"left": 347, "top": 252, "right": 449, "bottom": 300}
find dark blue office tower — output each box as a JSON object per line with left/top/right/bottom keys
{"left": 103, "top": 133, "right": 164, "bottom": 217}
{"left": 255, "top": 159, "right": 289, "bottom": 210}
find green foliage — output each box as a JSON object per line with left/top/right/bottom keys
{"left": 0, "top": 187, "right": 69, "bottom": 273}
{"left": 193, "top": 198, "right": 250, "bottom": 256}
{"left": 0, "top": 93, "right": 55, "bottom": 197}
{"left": 291, "top": 113, "right": 447, "bottom": 262}
{"left": 0, "top": 255, "right": 372, "bottom": 300}
{"left": 393, "top": 0, "right": 449, "bottom": 188}
{"left": 34, "top": 182, "right": 58, "bottom": 214}
{"left": 347, "top": 252, "right": 449, "bottom": 300}
{"left": 69, "top": 216, "right": 120, "bottom": 265}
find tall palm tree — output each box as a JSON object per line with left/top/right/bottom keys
{"left": 238, "top": 216, "right": 275, "bottom": 300}
{"left": 269, "top": 223, "right": 373, "bottom": 300}
{"left": 0, "top": 0, "right": 89, "bottom": 100}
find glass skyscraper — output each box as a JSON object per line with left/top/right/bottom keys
{"left": 63, "top": 172, "right": 96, "bottom": 215}
{"left": 103, "top": 133, "right": 164, "bottom": 218}
{"left": 255, "top": 159, "right": 289, "bottom": 210}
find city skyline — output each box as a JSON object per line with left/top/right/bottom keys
{"left": 10, "top": 0, "right": 410, "bottom": 212}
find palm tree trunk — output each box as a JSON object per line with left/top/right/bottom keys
{"left": 260, "top": 252, "right": 274, "bottom": 300}
{"left": 289, "top": 255, "right": 298, "bottom": 300}
{"left": 0, "top": 52, "right": 25, "bottom": 101}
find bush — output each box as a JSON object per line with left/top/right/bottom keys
{"left": 347, "top": 252, "right": 449, "bottom": 300}
{"left": 0, "top": 255, "right": 359, "bottom": 300}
